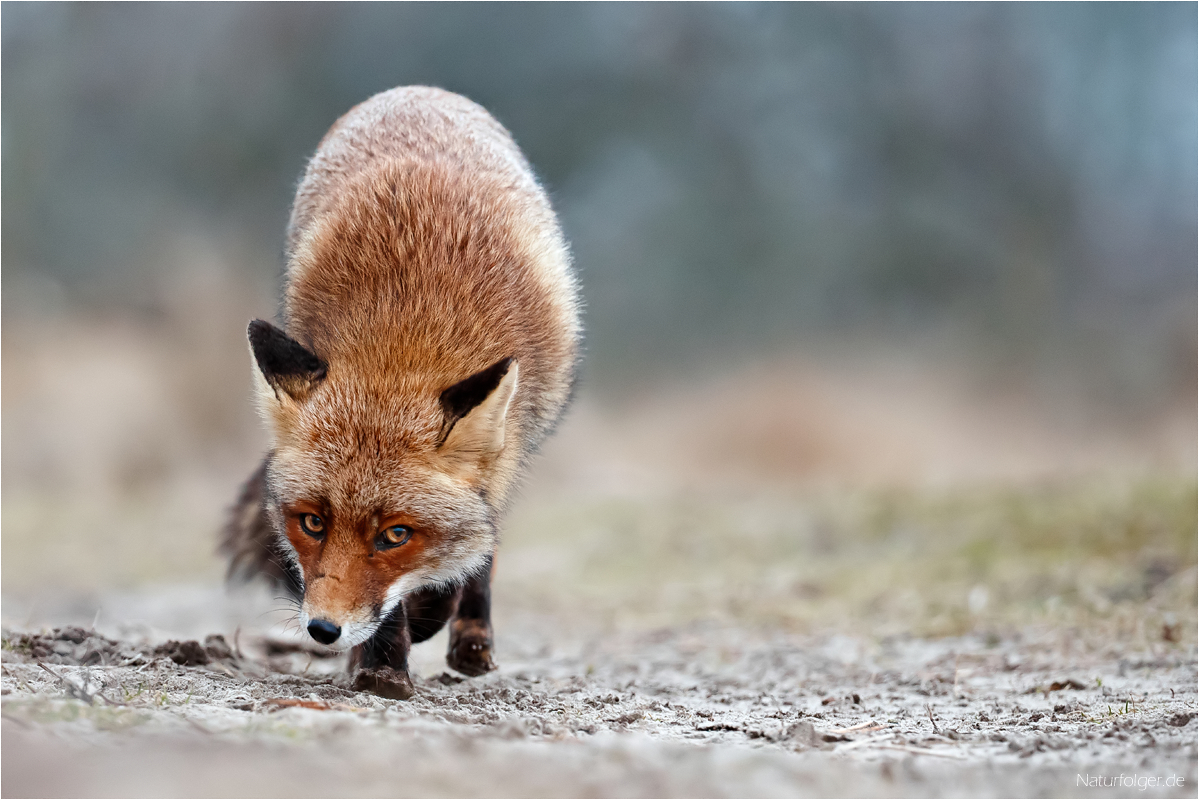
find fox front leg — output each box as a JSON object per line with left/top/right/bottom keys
{"left": 447, "top": 556, "right": 497, "bottom": 676}
{"left": 350, "top": 603, "right": 415, "bottom": 700}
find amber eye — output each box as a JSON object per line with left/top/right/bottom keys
{"left": 299, "top": 513, "right": 325, "bottom": 537}
{"left": 376, "top": 525, "right": 412, "bottom": 551}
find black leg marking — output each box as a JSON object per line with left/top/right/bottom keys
{"left": 447, "top": 556, "right": 496, "bottom": 677}
{"left": 406, "top": 584, "right": 462, "bottom": 644}
{"left": 351, "top": 603, "right": 414, "bottom": 700}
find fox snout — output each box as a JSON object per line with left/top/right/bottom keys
{"left": 299, "top": 574, "right": 384, "bottom": 650}
{"left": 307, "top": 618, "right": 341, "bottom": 645}
{"left": 298, "top": 600, "right": 380, "bottom": 650}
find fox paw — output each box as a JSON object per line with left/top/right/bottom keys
{"left": 352, "top": 666, "right": 414, "bottom": 700}
{"left": 447, "top": 622, "right": 496, "bottom": 677}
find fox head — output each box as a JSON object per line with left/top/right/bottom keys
{"left": 247, "top": 319, "right": 518, "bottom": 649}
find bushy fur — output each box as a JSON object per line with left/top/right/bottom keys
{"left": 222, "top": 87, "right": 581, "bottom": 683}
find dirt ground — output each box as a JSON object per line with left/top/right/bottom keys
{"left": 2, "top": 594, "right": 1196, "bottom": 798}
{"left": 3, "top": 350, "right": 1196, "bottom": 797}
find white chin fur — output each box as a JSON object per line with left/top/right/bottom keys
{"left": 298, "top": 557, "right": 490, "bottom": 651}
{"left": 335, "top": 620, "right": 382, "bottom": 650}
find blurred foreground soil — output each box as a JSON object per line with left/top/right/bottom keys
{"left": 3, "top": 608, "right": 1197, "bottom": 798}
{"left": 2, "top": 311, "right": 1196, "bottom": 797}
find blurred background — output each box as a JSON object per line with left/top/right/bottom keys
{"left": 2, "top": 3, "right": 1194, "bottom": 644}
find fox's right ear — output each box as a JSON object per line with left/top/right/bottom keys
{"left": 247, "top": 320, "right": 327, "bottom": 404}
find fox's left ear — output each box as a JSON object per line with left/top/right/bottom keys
{"left": 438, "top": 357, "right": 518, "bottom": 470}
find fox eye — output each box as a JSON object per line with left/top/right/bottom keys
{"left": 376, "top": 525, "right": 412, "bottom": 551}
{"left": 299, "top": 514, "right": 325, "bottom": 537}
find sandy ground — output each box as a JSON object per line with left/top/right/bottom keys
{"left": 2, "top": 581, "right": 1197, "bottom": 798}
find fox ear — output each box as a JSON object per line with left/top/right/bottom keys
{"left": 248, "top": 319, "right": 327, "bottom": 403}
{"left": 439, "top": 357, "right": 518, "bottom": 468}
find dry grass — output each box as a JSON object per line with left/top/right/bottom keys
{"left": 500, "top": 476, "right": 1197, "bottom": 647}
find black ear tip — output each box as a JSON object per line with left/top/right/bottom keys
{"left": 247, "top": 319, "right": 276, "bottom": 344}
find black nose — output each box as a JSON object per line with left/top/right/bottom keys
{"left": 307, "top": 619, "right": 341, "bottom": 645}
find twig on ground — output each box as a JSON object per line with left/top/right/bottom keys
{"left": 38, "top": 662, "right": 128, "bottom": 707}
{"left": 38, "top": 663, "right": 93, "bottom": 704}
{"left": 926, "top": 703, "right": 940, "bottom": 734}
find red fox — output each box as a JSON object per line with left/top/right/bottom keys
{"left": 221, "top": 87, "right": 581, "bottom": 698}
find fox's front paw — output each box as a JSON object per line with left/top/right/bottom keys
{"left": 447, "top": 620, "right": 496, "bottom": 677}
{"left": 352, "top": 666, "right": 414, "bottom": 700}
